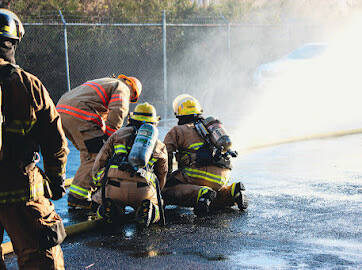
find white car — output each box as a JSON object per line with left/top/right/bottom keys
{"left": 253, "top": 43, "right": 328, "bottom": 87}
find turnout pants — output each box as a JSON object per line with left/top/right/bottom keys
{"left": 92, "top": 178, "right": 158, "bottom": 213}
{"left": 60, "top": 112, "right": 104, "bottom": 200}
{"left": 162, "top": 170, "right": 238, "bottom": 210}
{"left": 0, "top": 197, "right": 65, "bottom": 270}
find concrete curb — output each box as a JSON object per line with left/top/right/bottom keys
{"left": 1, "top": 218, "right": 103, "bottom": 255}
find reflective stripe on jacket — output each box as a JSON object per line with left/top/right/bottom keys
{"left": 0, "top": 181, "right": 44, "bottom": 204}
{"left": 56, "top": 77, "right": 131, "bottom": 137}
{"left": 5, "top": 119, "right": 37, "bottom": 135}
{"left": 56, "top": 105, "right": 103, "bottom": 128}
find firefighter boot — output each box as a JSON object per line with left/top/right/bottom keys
{"left": 96, "top": 199, "right": 119, "bottom": 224}
{"left": 135, "top": 200, "right": 160, "bottom": 228}
{"left": 233, "top": 182, "right": 248, "bottom": 211}
{"left": 68, "top": 193, "right": 92, "bottom": 210}
{"left": 194, "top": 187, "right": 217, "bottom": 217}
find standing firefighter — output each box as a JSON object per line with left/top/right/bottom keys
{"left": 56, "top": 75, "right": 142, "bottom": 209}
{"left": 91, "top": 102, "right": 168, "bottom": 227}
{"left": 162, "top": 94, "right": 248, "bottom": 216}
{"left": 0, "top": 9, "right": 69, "bottom": 269}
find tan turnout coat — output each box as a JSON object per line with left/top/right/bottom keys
{"left": 164, "top": 123, "right": 230, "bottom": 191}
{"left": 56, "top": 77, "right": 132, "bottom": 200}
{"left": 0, "top": 58, "right": 68, "bottom": 269}
{"left": 91, "top": 126, "right": 168, "bottom": 208}
{"left": 162, "top": 122, "right": 237, "bottom": 208}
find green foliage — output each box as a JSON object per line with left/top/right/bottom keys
{"left": 7, "top": 0, "right": 362, "bottom": 23}
{"left": 8, "top": 0, "right": 251, "bottom": 23}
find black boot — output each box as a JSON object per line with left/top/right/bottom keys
{"left": 194, "top": 188, "right": 217, "bottom": 217}
{"left": 135, "top": 200, "right": 159, "bottom": 228}
{"left": 68, "top": 193, "right": 92, "bottom": 209}
{"left": 233, "top": 182, "right": 248, "bottom": 211}
{"left": 97, "top": 199, "right": 119, "bottom": 224}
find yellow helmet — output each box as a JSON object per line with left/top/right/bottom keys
{"left": 117, "top": 74, "right": 142, "bottom": 103}
{"left": 173, "top": 94, "right": 203, "bottom": 117}
{"left": 130, "top": 102, "right": 160, "bottom": 123}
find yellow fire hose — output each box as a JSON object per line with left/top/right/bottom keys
{"left": 2, "top": 127, "right": 362, "bottom": 256}
{"left": 1, "top": 178, "right": 101, "bottom": 256}
{"left": 1, "top": 217, "right": 103, "bottom": 255}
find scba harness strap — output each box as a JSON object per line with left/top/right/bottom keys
{"left": 93, "top": 129, "right": 158, "bottom": 188}
{"left": 179, "top": 141, "right": 232, "bottom": 170}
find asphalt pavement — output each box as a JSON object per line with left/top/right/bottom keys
{"left": 4, "top": 134, "right": 362, "bottom": 269}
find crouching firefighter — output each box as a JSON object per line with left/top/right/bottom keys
{"left": 56, "top": 74, "right": 142, "bottom": 209}
{"left": 162, "top": 94, "right": 248, "bottom": 217}
{"left": 0, "top": 9, "right": 69, "bottom": 269}
{"left": 91, "top": 103, "right": 168, "bottom": 227}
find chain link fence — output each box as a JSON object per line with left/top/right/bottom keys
{"left": 15, "top": 12, "right": 326, "bottom": 119}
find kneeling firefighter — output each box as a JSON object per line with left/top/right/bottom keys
{"left": 91, "top": 102, "right": 168, "bottom": 227}
{"left": 162, "top": 94, "right": 248, "bottom": 216}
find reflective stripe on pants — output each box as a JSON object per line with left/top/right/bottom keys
{"left": 69, "top": 184, "right": 90, "bottom": 199}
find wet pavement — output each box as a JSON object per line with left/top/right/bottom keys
{"left": 4, "top": 134, "right": 362, "bottom": 269}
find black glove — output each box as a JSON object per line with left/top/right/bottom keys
{"left": 102, "top": 134, "right": 109, "bottom": 143}
{"left": 48, "top": 174, "right": 66, "bottom": 200}
{"left": 118, "top": 161, "right": 137, "bottom": 175}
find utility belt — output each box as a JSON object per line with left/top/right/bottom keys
{"left": 0, "top": 151, "right": 40, "bottom": 171}
{"left": 0, "top": 131, "right": 39, "bottom": 166}
{"left": 107, "top": 178, "right": 150, "bottom": 188}
{"left": 0, "top": 152, "right": 45, "bottom": 204}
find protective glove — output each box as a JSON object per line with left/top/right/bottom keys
{"left": 102, "top": 134, "right": 109, "bottom": 143}
{"left": 48, "top": 174, "right": 66, "bottom": 200}
{"left": 118, "top": 161, "right": 137, "bottom": 175}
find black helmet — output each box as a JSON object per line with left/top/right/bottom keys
{"left": 0, "top": 9, "right": 24, "bottom": 41}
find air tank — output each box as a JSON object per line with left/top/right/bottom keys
{"left": 201, "top": 116, "right": 232, "bottom": 152}
{"left": 128, "top": 123, "right": 158, "bottom": 168}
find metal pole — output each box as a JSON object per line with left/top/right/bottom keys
{"left": 58, "top": 10, "right": 71, "bottom": 91}
{"left": 227, "top": 22, "right": 231, "bottom": 59}
{"left": 219, "top": 13, "right": 231, "bottom": 60}
{"left": 162, "top": 10, "right": 168, "bottom": 120}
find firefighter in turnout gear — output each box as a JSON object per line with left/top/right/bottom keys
{"left": 162, "top": 94, "right": 248, "bottom": 216}
{"left": 0, "top": 9, "right": 69, "bottom": 269}
{"left": 56, "top": 74, "right": 142, "bottom": 209}
{"left": 91, "top": 102, "right": 168, "bottom": 227}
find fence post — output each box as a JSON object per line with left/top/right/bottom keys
{"left": 58, "top": 10, "right": 71, "bottom": 91}
{"left": 220, "top": 13, "right": 231, "bottom": 60}
{"left": 162, "top": 10, "right": 168, "bottom": 120}
{"left": 227, "top": 22, "right": 231, "bottom": 58}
